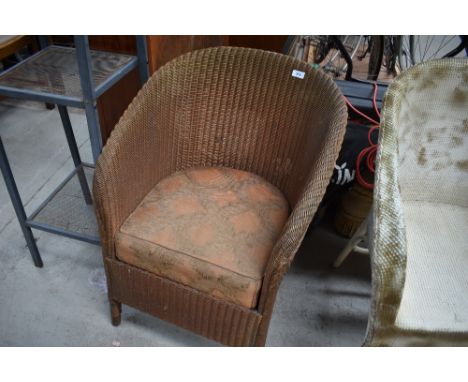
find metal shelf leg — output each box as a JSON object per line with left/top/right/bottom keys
{"left": 136, "top": 35, "right": 149, "bottom": 85}
{"left": 82, "top": 102, "right": 102, "bottom": 164}
{"left": 74, "top": 36, "right": 103, "bottom": 163}
{"left": 0, "top": 138, "right": 43, "bottom": 267}
{"left": 57, "top": 105, "right": 93, "bottom": 205}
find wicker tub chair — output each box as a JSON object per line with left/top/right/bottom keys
{"left": 93, "top": 46, "right": 347, "bottom": 346}
{"left": 365, "top": 58, "right": 468, "bottom": 346}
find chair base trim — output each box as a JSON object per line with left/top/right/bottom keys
{"left": 106, "top": 258, "right": 263, "bottom": 346}
{"left": 365, "top": 326, "right": 468, "bottom": 346}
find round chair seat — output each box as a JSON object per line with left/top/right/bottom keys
{"left": 115, "top": 166, "right": 290, "bottom": 308}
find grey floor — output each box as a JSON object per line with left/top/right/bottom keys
{"left": 0, "top": 99, "right": 371, "bottom": 346}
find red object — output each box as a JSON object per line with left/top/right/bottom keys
{"left": 344, "top": 83, "right": 380, "bottom": 190}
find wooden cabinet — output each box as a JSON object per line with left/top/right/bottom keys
{"left": 146, "top": 36, "right": 228, "bottom": 73}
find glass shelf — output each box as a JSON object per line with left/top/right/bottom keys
{"left": 27, "top": 165, "right": 100, "bottom": 245}
{"left": 0, "top": 45, "right": 138, "bottom": 107}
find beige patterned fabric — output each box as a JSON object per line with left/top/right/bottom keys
{"left": 365, "top": 58, "right": 468, "bottom": 346}
{"left": 115, "top": 167, "right": 289, "bottom": 308}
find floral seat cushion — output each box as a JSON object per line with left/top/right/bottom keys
{"left": 115, "top": 167, "right": 290, "bottom": 308}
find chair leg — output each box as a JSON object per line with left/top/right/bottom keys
{"left": 253, "top": 330, "right": 268, "bottom": 347}
{"left": 110, "top": 300, "right": 122, "bottom": 326}
{"left": 333, "top": 215, "right": 369, "bottom": 268}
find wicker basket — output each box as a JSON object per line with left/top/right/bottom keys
{"left": 334, "top": 182, "right": 373, "bottom": 238}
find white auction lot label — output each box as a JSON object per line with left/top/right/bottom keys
{"left": 292, "top": 69, "right": 305, "bottom": 79}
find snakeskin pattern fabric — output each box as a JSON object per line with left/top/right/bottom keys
{"left": 115, "top": 167, "right": 290, "bottom": 308}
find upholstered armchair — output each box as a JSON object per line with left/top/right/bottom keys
{"left": 365, "top": 58, "right": 468, "bottom": 346}
{"left": 93, "top": 46, "right": 347, "bottom": 346}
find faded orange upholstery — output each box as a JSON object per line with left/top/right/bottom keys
{"left": 115, "top": 167, "right": 290, "bottom": 308}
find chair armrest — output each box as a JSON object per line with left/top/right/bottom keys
{"left": 93, "top": 82, "right": 170, "bottom": 259}
{"left": 257, "top": 98, "right": 348, "bottom": 313}
{"left": 364, "top": 88, "right": 407, "bottom": 344}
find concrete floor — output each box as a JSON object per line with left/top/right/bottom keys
{"left": 0, "top": 100, "right": 371, "bottom": 346}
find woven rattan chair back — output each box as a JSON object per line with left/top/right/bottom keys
{"left": 94, "top": 46, "right": 347, "bottom": 346}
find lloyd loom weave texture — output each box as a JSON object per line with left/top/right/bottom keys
{"left": 93, "top": 46, "right": 347, "bottom": 346}
{"left": 364, "top": 58, "right": 468, "bottom": 346}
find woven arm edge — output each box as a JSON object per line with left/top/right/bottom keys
{"left": 364, "top": 79, "right": 408, "bottom": 345}
{"left": 257, "top": 87, "right": 348, "bottom": 316}
{"left": 93, "top": 77, "right": 164, "bottom": 259}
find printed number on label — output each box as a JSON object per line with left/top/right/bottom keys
{"left": 292, "top": 69, "right": 305, "bottom": 79}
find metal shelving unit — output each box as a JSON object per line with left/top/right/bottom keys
{"left": 0, "top": 36, "right": 149, "bottom": 267}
